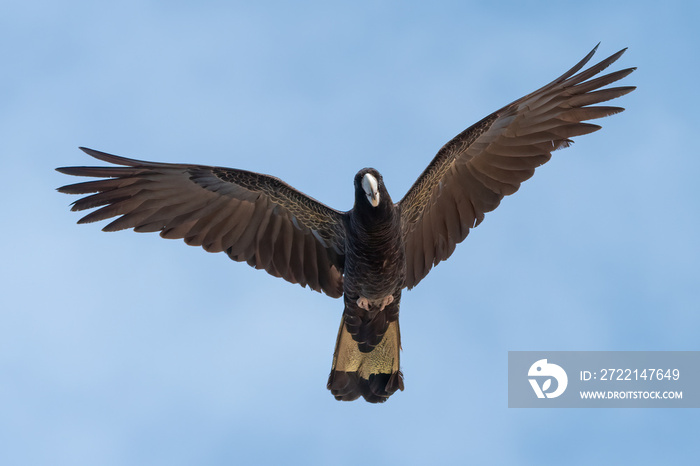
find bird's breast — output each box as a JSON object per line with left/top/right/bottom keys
{"left": 344, "top": 214, "right": 405, "bottom": 298}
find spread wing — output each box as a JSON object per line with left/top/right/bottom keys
{"left": 399, "top": 45, "right": 636, "bottom": 288}
{"left": 57, "top": 147, "right": 347, "bottom": 297}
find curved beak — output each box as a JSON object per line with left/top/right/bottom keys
{"left": 362, "top": 173, "right": 380, "bottom": 207}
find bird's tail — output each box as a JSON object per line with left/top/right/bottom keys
{"left": 327, "top": 306, "right": 404, "bottom": 403}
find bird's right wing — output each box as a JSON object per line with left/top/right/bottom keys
{"left": 57, "top": 147, "right": 347, "bottom": 297}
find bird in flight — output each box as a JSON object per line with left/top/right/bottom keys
{"left": 58, "top": 45, "right": 635, "bottom": 403}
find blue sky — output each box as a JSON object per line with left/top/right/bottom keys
{"left": 1, "top": 1, "right": 699, "bottom": 464}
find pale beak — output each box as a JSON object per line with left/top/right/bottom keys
{"left": 362, "top": 173, "right": 380, "bottom": 207}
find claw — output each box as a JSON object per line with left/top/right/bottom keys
{"left": 356, "top": 294, "right": 394, "bottom": 312}
{"left": 379, "top": 294, "right": 394, "bottom": 311}
{"left": 357, "top": 296, "right": 371, "bottom": 311}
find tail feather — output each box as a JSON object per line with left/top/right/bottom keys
{"left": 327, "top": 315, "right": 404, "bottom": 403}
{"left": 343, "top": 293, "right": 400, "bottom": 352}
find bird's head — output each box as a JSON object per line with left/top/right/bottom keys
{"left": 354, "top": 168, "right": 385, "bottom": 208}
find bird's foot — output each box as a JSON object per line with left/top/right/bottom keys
{"left": 357, "top": 296, "right": 371, "bottom": 311}
{"left": 356, "top": 294, "right": 394, "bottom": 312}
{"left": 379, "top": 294, "right": 394, "bottom": 311}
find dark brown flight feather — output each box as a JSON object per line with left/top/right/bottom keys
{"left": 57, "top": 148, "right": 347, "bottom": 298}
{"left": 399, "top": 44, "right": 635, "bottom": 288}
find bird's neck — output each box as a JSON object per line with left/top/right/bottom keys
{"left": 350, "top": 202, "right": 397, "bottom": 236}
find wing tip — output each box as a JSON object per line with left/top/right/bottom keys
{"left": 77, "top": 147, "right": 138, "bottom": 166}
{"left": 76, "top": 146, "right": 172, "bottom": 168}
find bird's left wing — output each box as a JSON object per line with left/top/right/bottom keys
{"left": 58, "top": 147, "right": 347, "bottom": 297}
{"left": 399, "top": 45, "right": 635, "bottom": 288}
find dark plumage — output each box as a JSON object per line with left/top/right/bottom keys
{"left": 57, "top": 45, "right": 635, "bottom": 402}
